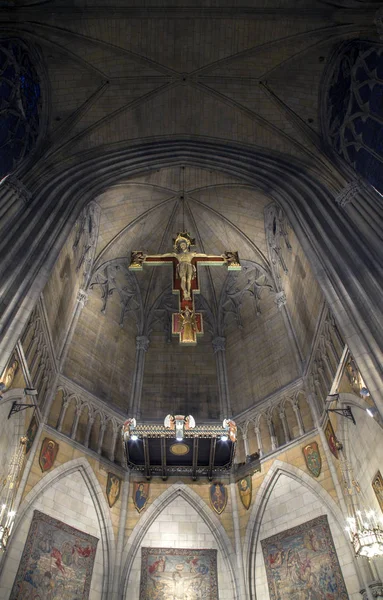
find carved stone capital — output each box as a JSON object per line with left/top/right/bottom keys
{"left": 76, "top": 289, "right": 88, "bottom": 306}
{"left": 275, "top": 290, "right": 287, "bottom": 309}
{"left": 136, "top": 335, "right": 150, "bottom": 352}
{"left": 212, "top": 336, "right": 226, "bottom": 353}
{"left": 360, "top": 580, "right": 383, "bottom": 599}
{"left": 2, "top": 175, "right": 31, "bottom": 204}
{"left": 335, "top": 180, "right": 362, "bottom": 208}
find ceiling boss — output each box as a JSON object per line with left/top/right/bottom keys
{"left": 129, "top": 232, "right": 241, "bottom": 345}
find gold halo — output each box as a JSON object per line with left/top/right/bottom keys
{"left": 170, "top": 443, "right": 190, "bottom": 456}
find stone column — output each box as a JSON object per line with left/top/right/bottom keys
{"left": 59, "top": 289, "right": 89, "bottom": 368}
{"left": 279, "top": 409, "right": 291, "bottom": 443}
{"left": 97, "top": 423, "right": 106, "bottom": 455}
{"left": 293, "top": 401, "right": 305, "bottom": 436}
{"left": 240, "top": 423, "right": 250, "bottom": 459}
{"left": 70, "top": 405, "right": 82, "bottom": 440}
{"left": 112, "top": 474, "right": 130, "bottom": 599}
{"left": 212, "top": 336, "right": 231, "bottom": 418}
{"left": 0, "top": 176, "right": 31, "bottom": 226}
{"left": 84, "top": 416, "right": 94, "bottom": 448}
{"left": 254, "top": 424, "right": 264, "bottom": 457}
{"left": 129, "top": 335, "right": 150, "bottom": 418}
{"left": 329, "top": 180, "right": 383, "bottom": 419}
{"left": 57, "top": 398, "right": 69, "bottom": 432}
{"left": 109, "top": 427, "right": 118, "bottom": 463}
{"left": 230, "top": 481, "right": 249, "bottom": 600}
{"left": 267, "top": 416, "right": 278, "bottom": 451}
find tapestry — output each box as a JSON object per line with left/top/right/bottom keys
{"left": 372, "top": 470, "right": 383, "bottom": 512}
{"left": 261, "top": 515, "right": 348, "bottom": 600}
{"left": 140, "top": 547, "right": 219, "bottom": 599}
{"left": 324, "top": 419, "right": 339, "bottom": 459}
{"left": 210, "top": 482, "right": 227, "bottom": 514}
{"left": 237, "top": 476, "right": 252, "bottom": 510}
{"left": 302, "top": 441, "right": 322, "bottom": 478}
{"left": 39, "top": 438, "right": 59, "bottom": 472}
{"left": 10, "top": 510, "right": 98, "bottom": 600}
{"left": 133, "top": 481, "right": 149, "bottom": 512}
{"left": 106, "top": 472, "right": 121, "bottom": 507}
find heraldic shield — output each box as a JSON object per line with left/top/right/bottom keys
{"left": 210, "top": 483, "right": 227, "bottom": 515}
{"left": 238, "top": 476, "right": 252, "bottom": 510}
{"left": 133, "top": 482, "right": 150, "bottom": 513}
{"left": 303, "top": 442, "right": 322, "bottom": 478}
{"left": 39, "top": 438, "right": 59, "bottom": 472}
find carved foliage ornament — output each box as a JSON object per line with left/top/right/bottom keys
{"left": 90, "top": 259, "right": 143, "bottom": 330}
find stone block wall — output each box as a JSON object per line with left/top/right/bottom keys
{"left": 0, "top": 469, "right": 105, "bottom": 600}
{"left": 127, "top": 495, "right": 235, "bottom": 599}
{"left": 254, "top": 473, "right": 360, "bottom": 599}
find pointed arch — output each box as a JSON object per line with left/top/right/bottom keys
{"left": 119, "top": 481, "right": 240, "bottom": 600}
{"left": 8, "top": 457, "right": 115, "bottom": 600}
{"left": 243, "top": 459, "right": 358, "bottom": 596}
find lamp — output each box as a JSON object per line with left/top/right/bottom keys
{"left": 366, "top": 406, "right": 378, "bottom": 418}
{"left": 346, "top": 510, "right": 383, "bottom": 558}
{"left": 340, "top": 449, "right": 383, "bottom": 558}
{"left": 0, "top": 436, "right": 27, "bottom": 550}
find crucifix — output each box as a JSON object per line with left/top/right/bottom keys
{"left": 129, "top": 231, "right": 241, "bottom": 345}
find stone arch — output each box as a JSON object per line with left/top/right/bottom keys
{"left": 243, "top": 459, "right": 358, "bottom": 597}
{"left": 119, "top": 481, "right": 240, "bottom": 600}
{"left": 1, "top": 138, "right": 382, "bottom": 415}
{"left": 7, "top": 457, "right": 115, "bottom": 599}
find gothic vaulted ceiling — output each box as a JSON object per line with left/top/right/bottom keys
{"left": 11, "top": 0, "right": 374, "bottom": 418}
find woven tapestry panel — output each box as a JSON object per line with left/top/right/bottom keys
{"left": 140, "top": 547, "right": 219, "bottom": 599}
{"left": 261, "top": 514, "right": 348, "bottom": 600}
{"left": 10, "top": 509, "right": 98, "bottom": 599}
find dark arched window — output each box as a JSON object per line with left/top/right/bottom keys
{"left": 323, "top": 40, "right": 383, "bottom": 192}
{"left": 0, "top": 39, "right": 42, "bottom": 179}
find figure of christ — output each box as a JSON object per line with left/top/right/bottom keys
{"left": 150, "top": 564, "right": 201, "bottom": 600}
{"left": 129, "top": 231, "right": 240, "bottom": 302}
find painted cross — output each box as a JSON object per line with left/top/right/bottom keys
{"left": 129, "top": 232, "right": 241, "bottom": 345}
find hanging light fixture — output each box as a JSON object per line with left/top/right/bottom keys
{"left": 0, "top": 436, "right": 27, "bottom": 551}
{"left": 346, "top": 510, "right": 383, "bottom": 558}
{"left": 340, "top": 450, "right": 383, "bottom": 558}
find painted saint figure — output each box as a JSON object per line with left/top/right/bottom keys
{"left": 238, "top": 476, "right": 252, "bottom": 510}
{"left": 210, "top": 482, "right": 227, "bottom": 514}
{"left": 39, "top": 438, "right": 59, "bottom": 473}
{"left": 133, "top": 482, "right": 149, "bottom": 513}
{"left": 106, "top": 473, "right": 121, "bottom": 508}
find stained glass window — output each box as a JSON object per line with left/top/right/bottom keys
{"left": 0, "top": 39, "right": 41, "bottom": 178}
{"left": 325, "top": 41, "right": 383, "bottom": 192}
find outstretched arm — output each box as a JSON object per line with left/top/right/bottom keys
{"left": 129, "top": 251, "right": 176, "bottom": 270}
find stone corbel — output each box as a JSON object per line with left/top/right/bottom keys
{"left": 212, "top": 336, "right": 226, "bottom": 353}
{"left": 275, "top": 290, "right": 287, "bottom": 310}
{"left": 136, "top": 335, "right": 150, "bottom": 353}
{"left": 76, "top": 289, "right": 88, "bottom": 307}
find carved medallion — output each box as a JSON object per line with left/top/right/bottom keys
{"left": 372, "top": 471, "right": 383, "bottom": 513}
{"left": 39, "top": 438, "right": 59, "bottom": 472}
{"left": 324, "top": 420, "right": 339, "bottom": 459}
{"left": 237, "top": 476, "right": 252, "bottom": 510}
{"left": 210, "top": 482, "right": 227, "bottom": 515}
{"left": 169, "top": 443, "right": 189, "bottom": 456}
{"left": 106, "top": 473, "right": 121, "bottom": 508}
{"left": 133, "top": 482, "right": 149, "bottom": 513}
{"left": 303, "top": 442, "right": 322, "bottom": 478}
